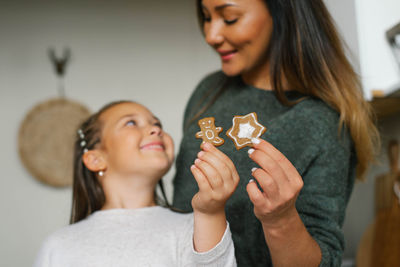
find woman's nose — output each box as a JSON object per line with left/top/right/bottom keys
{"left": 204, "top": 22, "right": 224, "bottom": 47}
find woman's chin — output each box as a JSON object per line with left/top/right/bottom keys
{"left": 221, "top": 66, "right": 241, "bottom": 77}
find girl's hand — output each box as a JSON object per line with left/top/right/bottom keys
{"left": 191, "top": 142, "right": 240, "bottom": 215}
{"left": 246, "top": 138, "right": 304, "bottom": 228}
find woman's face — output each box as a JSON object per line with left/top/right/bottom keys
{"left": 98, "top": 102, "right": 174, "bottom": 179}
{"left": 201, "top": 0, "right": 273, "bottom": 79}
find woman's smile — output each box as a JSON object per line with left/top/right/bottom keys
{"left": 217, "top": 49, "right": 238, "bottom": 61}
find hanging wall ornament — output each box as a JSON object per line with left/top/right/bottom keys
{"left": 18, "top": 48, "right": 91, "bottom": 187}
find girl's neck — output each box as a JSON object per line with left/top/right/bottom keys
{"left": 100, "top": 174, "right": 158, "bottom": 210}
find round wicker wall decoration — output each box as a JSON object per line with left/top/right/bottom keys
{"left": 18, "top": 98, "right": 91, "bottom": 187}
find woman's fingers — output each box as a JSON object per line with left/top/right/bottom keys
{"left": 251, "top": 167, "right": 279, "bottom": 201}
{"left": 246, "top": 179, "right": 268, "bottom": 209}
{"left": 250, "top": 138, "right": 301, "bottom": 181}
{"left": 246, "top": 138, "right": 304, "bottom": 223}
{"left": 251, "top": 149, "right": 287, "bottom": 187}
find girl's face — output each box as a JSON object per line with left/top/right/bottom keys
{"left": 98, "top": 102, "right": 174, "bottom": 179}
{"left": 201, "top": 0, "right": 273, "bottom": 79}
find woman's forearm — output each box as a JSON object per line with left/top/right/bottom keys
{"left": 262, "top": 211, "right": 322, "bottom": 267}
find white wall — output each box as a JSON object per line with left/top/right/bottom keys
{"left": 355, "top": 0, "right": 400, "bottom": 99}
{"left": 1, "top": 0, "right": 399, "bottom": 266}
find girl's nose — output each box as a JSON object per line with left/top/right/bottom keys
{"left": 150, "top": 125, "right": 162, "bottom": 136}
{"left": 204, "top": 22, "right": 224, "bottom": 47}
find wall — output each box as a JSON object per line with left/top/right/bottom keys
{"left": 341, "top": 0, "right": 400, "bottom": 262}
{"left": 1, "top": 0, "right": 399, "bottom": 266}
{"left": 0, "top": 1, "right": 219, "bottom": 266}
{"left": 355, "top": 0, "right": 400, "bottom": 99}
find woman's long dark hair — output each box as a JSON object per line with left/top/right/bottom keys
{"left": 70, "top": 100, "right": 172, "bottom": 224}
{"left": 195, "top": 0, "right": 380, "bottom": 180}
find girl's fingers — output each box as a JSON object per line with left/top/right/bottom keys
{"left": 190, "top": 165, "right": 211, "bottom": 192}
{"left": 194, "top": 158, "right": 223, "bottom": 189}
{"left": 201, "top": 142, "right": 239, "bottom": 181}
{"left": 197, "top": 150, "right": 233, "bottom": 184}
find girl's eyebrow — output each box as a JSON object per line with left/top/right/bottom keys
{"left": 118, "top": 113, "right": 160, "bottom": 123}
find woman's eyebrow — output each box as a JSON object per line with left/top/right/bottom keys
{"left": 215, "top": 3, "right": 237, "bottom": 11}
{"left": 202, "top": 3, "right": 237, "bottom": 12}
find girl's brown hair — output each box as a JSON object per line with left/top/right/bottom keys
{"left": 195, "top": 0, "right": 380, "bottom": 180}
{"left": 70, "top": 100, "right": 171, "bottom": 224}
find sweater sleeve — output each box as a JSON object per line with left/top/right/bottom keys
{"left": 296, "top": 128, "right": 356, "bottom": 267}
{"left": 178, "top": 215, "right": 237, "bottom": 267}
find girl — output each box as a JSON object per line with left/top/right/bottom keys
{"left": 172, "top": 0, "right": 380, "bottom": 266}
{"left": 34, "top": 100, "right": 238, "bottom": 267}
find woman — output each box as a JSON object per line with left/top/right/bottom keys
{"left": 172, "top": 0, "right": 379, "bottom": 266}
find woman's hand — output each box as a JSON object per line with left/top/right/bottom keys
{"left": 246, "top": 138, "right": 304, "bottom": 228}
{"left": 191, "top": 142, "right": 240, "bottom": 215}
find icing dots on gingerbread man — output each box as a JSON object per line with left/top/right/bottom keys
{"left": 195, "top": 117, "right": 225, "bottom": 146}
{"left": 226, "top": 112, "right": 266, "bottom": 150}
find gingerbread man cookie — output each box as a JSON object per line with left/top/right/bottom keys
{"left": 195, "top": 117, "right": 225, "bottom": 146}
{"left": 226, "top": 112, "right": 266, "bottom": 150}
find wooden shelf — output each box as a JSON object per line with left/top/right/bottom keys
{"left": 370, "top": 85, "right": 400, "bottom": 119}
{"left": 370, "top": 96, "right": 400, "bottom": 119}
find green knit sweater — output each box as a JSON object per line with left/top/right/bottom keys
{"left": 172, "top": 71, "right": 356, "bottom": 267}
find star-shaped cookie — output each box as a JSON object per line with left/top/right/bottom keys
{"left": 226, "top": 112, "right": 266, "bottom": 150}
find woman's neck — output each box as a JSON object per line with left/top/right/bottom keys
{"left": 241, "top": 72, "right": 272, "bottom": 90}
{"left": 241, "top": 64, "right": 289, "bottom": 91}
{"left": 100, "top": 174, "right": 158, "bottom": 210}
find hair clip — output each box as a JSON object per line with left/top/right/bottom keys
{"left": 78, "top": 129, "right": 88, "bottom": 153}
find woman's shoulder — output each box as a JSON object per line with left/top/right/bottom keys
{"left": 275, "top": 96, "right": 352, "bottom": 149}
{"left": 198, "top": 70, "right": 226, "bottom": 86}
{"left": 291, "top": 96, "right": 342, "bottom": 133}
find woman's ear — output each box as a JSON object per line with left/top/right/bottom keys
{"left": 82, "top": 150, "right": 107, "bottom": 172}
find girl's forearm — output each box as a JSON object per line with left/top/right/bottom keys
{"left": 262, "top": 212, "right": 322, "bottom": 267}
{"left": 193, "top": 210, "right": 227, "bottom": 252}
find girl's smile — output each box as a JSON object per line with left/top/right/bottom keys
{"left": 140, "top": 141, "right": 165, "bottom": 151}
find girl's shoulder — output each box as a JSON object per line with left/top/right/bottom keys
{"left": 39, "top": 217, "right": 92, "bottom": 249}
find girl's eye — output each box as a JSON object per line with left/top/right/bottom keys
{"left": 154, "top": 122, "right": 163, "bottom": 129}
{"left": 126, "top": 120, "right": 137, "bottom": 126}
{"left": 204, "top": 16, "right": 211, "bottom": 23}
{"left": 225, "top": 18, "right": 238, "bottom": 25}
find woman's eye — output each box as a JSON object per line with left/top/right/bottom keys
{"left": 126, "top": 120, "right": 137, "bottom": 126}
{"left": 225, "top": 18, "right": 238, "bottom": 25}
{"left": 204, "top": 16, "right": 211, "bottom": 22}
